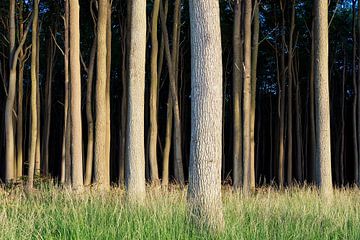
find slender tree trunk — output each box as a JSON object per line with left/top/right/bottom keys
{"left": 61, "top": 0, "right": 70, "bottom": 185}
{"left": 287, "top": 1, "right": 295, "bottom": 185}
{"left": 309, "top": 16, "right": 316, "bottom": 183}
{"left": 340, "top": 50, "right": 346, "bottom": 186}
{"left": 233, "top": 0, "right": 243, "bottom": 189}
{"left": 35, "top": 29, "right": 41, "bottom": 176}
{"left": 357, "top": 0, "right": 360, "bottom": 186}
{"left": 278, "top": 1, "right": 286, "bottom": 188}
{"left": 28, "top": 0, "right": 39, "bottom": 188}
{"left": 242, "top": 0, "right": 252, "bottom": 195}
{"left": 84, "top": 38, "right": 97, "bottom": 186}
{"left": 105, "top": 0, "right": 112, "bottom": 185}
{"left": 250, "top": 0, "right": 259, "bottom": 190}
{"left": 42, "top": 34, "right": 56, "bottom": 176}
{"left": 294, "top": 52, "right": 303, "bottom": 182}
{"left": 5, "top": 0, "right": 17, "bottom": 183}
{"left": 352, "top": 0, "right": 359, "bottom": 185}
{"left": 314, "top": 0, "right": 333, "bottom": 197}
{"left": 149, "top": 0, "right": 161, "bottom": 185}
{"left": 159, "top": 2, "right": 185, "bottom": 185}
{"left": 17, "top": 1, "right": 25, "bottom": 179}
{"left": 125, "top": 0, "right": 147, "bottom": 202}
{"left": 188, "top": 0, "right": 224, "bottom": 231}
{"left": 94, "top": 0, "right": 109, "bottom": 190}
{"left": 69, "top": 0, "right": 84, "bottom": 190}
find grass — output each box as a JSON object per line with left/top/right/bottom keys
{"left": 1, "top": 185, "right": 360, "bottom": 239}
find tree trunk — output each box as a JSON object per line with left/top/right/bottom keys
{"left": 314, "top": 0, "right": 333, "bottom": 197}
{"left": 149, "top": 0, "right": 161, "bottom": 185}
{"left": 233, "top": 0, "right": 243, "bottom": 189}
{"left": 28, "top": 0, "right": 39, "bottom": 188}
{"left": 242, "top": 0, "right": 252, "bottom": 195}
{"left": 105, "top": 0, "right": 112, "bottom": 185}
{"left": 188, "top": 0, "right": 224, "bottom": 231}
{"left": 125, "top": 0, "right": 147, "bottom": 202}
{"left": 61, "top": 0, "right": 70, "bottom": 185}
{"left": 69, "top": 0, "right": 84, "bottom": 190}
{"left": 94, "top": 0, "right": 109, "bottom": 190}
{"left": 352, "top": 0, "right": 359, "bottom": 185}
{"left": 250, "top": 0, "right": 259, "bottom": 190}
{"left": 159, "top": 2, "right": 185, "bottom": 185}
{"left": 84, "top": 37, "right": 97, "bottom": 186}
{"left": 287, "top": 1, "right": 295, "bottom": 185}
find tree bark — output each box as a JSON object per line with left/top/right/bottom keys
{"left": 69, "top": 0, "right": 84, "bottom": 190}
{"left": 287, "top": 1, "right": 295, "bottom": 185}
{"left": 242, "top": 0, "right": 252, "bottom": 195}
{"left": 314, "top": 0, "right": 333, "bottom": 197}
{"left": 149, "top": 0, "right": 161, "bottom": 185}
{"left": 125, "top": 0, "right": 147, "bottom": 202}
{"left": 233, "top": 0, "right": 243, "bottom": 189}
{"left": 188, "top": 0, "right": 224, "bottom": 231}
{"left": 28, "top": 0, "right": 39, "bottom": 188}
{"left": 94, "top": 0, "right": 109, "bottom": 190}
{"left": 250, "top": 0, "right": 259, "bottom": 190}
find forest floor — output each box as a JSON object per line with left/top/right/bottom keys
{"left": 0, "top": 184, "right": 360, "bottom": 239}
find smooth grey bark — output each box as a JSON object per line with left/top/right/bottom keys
{"left": 125, "top": 0, "right": 147, "bottom": 202}
{"left": 314, "top": 0, "right": 333, "bottom": 198}
{"left": 188, "top": 0, "right": 224, "bottom": 232}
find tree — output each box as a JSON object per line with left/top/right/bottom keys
{"left": 28, "top": 0, "right": 39, "bottom": 189}
{"left": 188, "top": 0, "right": 224, "bottom": 231}
{"left": 94, "top": 0, "right": 109, "bottom": 190}
{"left": 125, "top": 0, "right": 146, "bottom": 202}
{"left": 250, "top": 0, "right": 259, "bottom": 190}
{"left": 69, "top": 0, "right": 83, "bottom": 190}
{"left": 149, "top": 0, "right": 161, "bottom": 185}
{"left": 233, "top": 0, "right": 243, "bottom": 190}
{"left": 242, "top": 0, "right": 252, "bottom": 195}
{"left": 314, "top": 0, "right": 332, "bottom": 197}
{"left": 5, "top": 0, "right": 31, "bottom": 183}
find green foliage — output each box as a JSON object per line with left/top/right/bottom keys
{"left": 0, "top": 186, "right": 360, "bottom": 239}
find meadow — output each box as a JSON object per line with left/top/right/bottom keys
{"left": 1, "top": 185, "right": 360, "bottom": 240}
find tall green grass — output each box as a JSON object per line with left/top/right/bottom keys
{"left": 0, "top": 186, "right": 360, "bottom": 239}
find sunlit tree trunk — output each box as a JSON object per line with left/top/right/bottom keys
{"left": 250, "top": 0, "right": 259, "bottom": 190}
{"left": 188, "top": 0, "right": 224, "bottom": 231}
{"left": 94, "top": 0, "right": 109, "bottom": 190}
{"left": 126, "top": 0, "right": 147, "bottom": 202}
{"left": 314, "top": 0, "right": 333, "bottom": 198}
{"left": 28, "top": 0, "right": 39, "bottom": 188}
{"left": 149, "top": 0, "right": 161, "bottom": 185}
{"left": 69, "top": 0, "right": 84, "bottom": 190}
{"left": 242, "top": 0, "right": 252, "bottom": 195}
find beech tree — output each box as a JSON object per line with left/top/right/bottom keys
{"left": 188, "top": 0, "right": 224, "bottom": 231}
{"left": 314, "top": 0, "right": 333, "bottom": 197}
{"left": 125, "top": 0, "right": 146, "bottom": 202}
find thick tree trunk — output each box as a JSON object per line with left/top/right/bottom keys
{"left": 188, "top": 0, "right": 224, "bottom": 231}
{"left": 69, "top": 0, "right": 84, "bottom": 190}
{"left": 233, "top": 0, "right": 243, "bottom": 189}
{"left": 314, "top": 0, "right": 333, "bottom": 197}
{"left": 125, "top": 0, "right": 147, "bottom": 202}
{"left": 94, "top": 0, "right": 109, "bottom": 190}
{"left": 149, "top": 0, "right": 161, "bottom": 185}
